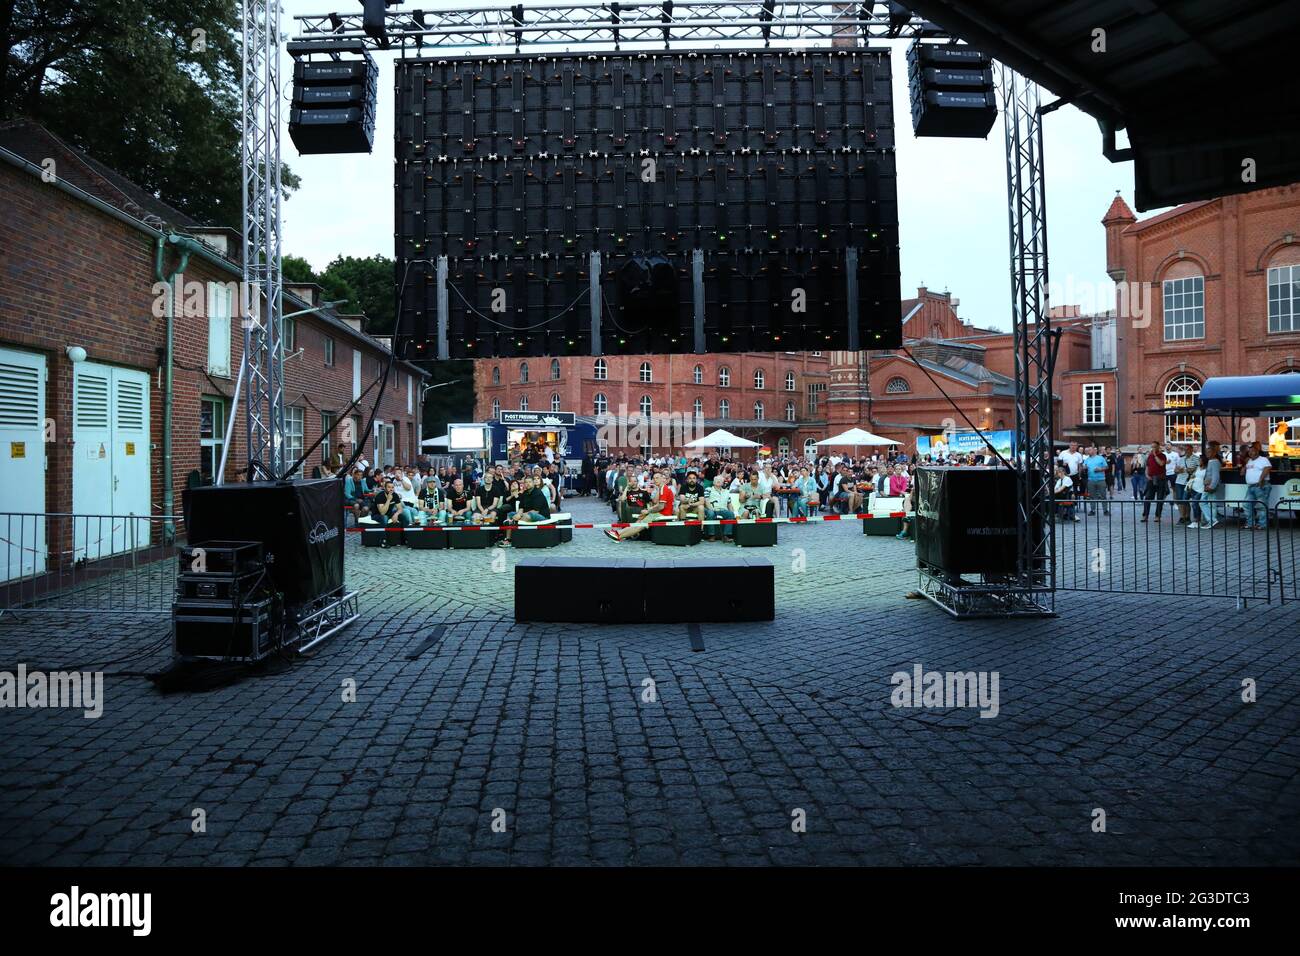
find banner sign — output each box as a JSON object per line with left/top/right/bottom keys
{"left": 917, "top": 429, "right": 1014, "bottom": 460}
{"left": 498, "top": 411, "right": 576, "bottom": 428}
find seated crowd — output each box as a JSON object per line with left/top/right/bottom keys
{"left": 340, "top": 456, "right": 568, "bottom": 548}
{"left": 595, "top": 451, "right": 920, "bottom": 543}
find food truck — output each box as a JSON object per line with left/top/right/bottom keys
{"left": 486, "top": 410, "right": 598, "bottom": 467}
{"left": 1195, "top": 374, "right": 1300, "bottom": 512}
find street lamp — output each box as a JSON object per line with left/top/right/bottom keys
{"left": 422, "top": 379, "right": 460, "bottom": 399}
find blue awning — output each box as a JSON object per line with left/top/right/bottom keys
{"left": 1196, "top": 374, "right": 1300, "bottom": 414}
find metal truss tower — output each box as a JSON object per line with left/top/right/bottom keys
{"left": 241, "top": 0, "right": 286, "bottom": 480}
{"left": 1000, "top": 65, "right": 1055, "bottom": 612}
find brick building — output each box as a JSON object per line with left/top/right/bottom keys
{"left": 474, "top": 351, "right": 833, "bottom": 457}
{"left": 473, "top": 284, "right": 1119, "bottom": 458}
{"left": 0, "top": 120, "right": 424, "bottom": 578}
{"left": 1104, "top": 184, "right": 1300, "bottom": 447}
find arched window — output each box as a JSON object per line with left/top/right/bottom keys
{"left": 491, "top": 398, "right": 501, "bottom": 418}
{"left": 719, "top": 366, "right": 731, "bottom": 387}
{"left": 719, "top": 399, "right": 730, "bottom": 419}
{"left": 693, "top": 364, "right": 704, "bottom": 385}
{"left": 753, "top": 401, "right": 765, "bottom": 420}
{"left": 492, "top": 366, "right": 501, "bottom": 385}
{"left": 519, "top": 361, "right": 530, "bottom": 383}
{"left": 785, "top": 401, "right": 796, "bottom": 422}
{"left": 785, "top": 371, "right": 796, "bottom": 391}
{"left": 885, "top": 376, "right": 911, "bottom": 394}
{"left": 693, "top": 398, "right": 703, "bottom": 417}
{"left": 593, "top": 358, "right": 607, "bottom": 380}
{"left": 804, "top": 438, "right": 817, "bottom": 458}
{"left": 777, "top": 437, "right": 791, "bottom": 456}
{"left": 1162, "top": 273, "right": 1205, "bottom": 341}
{"left": 551, "top": 393, "right": 562, "bottom": 412}
{"left": 519, "top": 395, "right": 530, "bottom": 410}
{"left": 593, "top": 392, "right": 608, "bottom": 415}
{"left": 639, "top": 362, "right": 652, "bottom": 383}
{"left": 550, "top": 358, "right": 561, "bottom": 380}
{"left": 1164, "top": 375, "right": 1202, "bottom": 444}
{"left": 639, "top": 395, "right": 652, "bottom": 417}
{"left": 754, "top": 369, "right": 765, "bottom": 389}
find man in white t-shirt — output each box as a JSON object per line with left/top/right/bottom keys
{"left": 1058, "top": 443, "right": 1084, "bottom": 494}
{"left": 1243, "top": 446, "right": 1272, "bottom": 530}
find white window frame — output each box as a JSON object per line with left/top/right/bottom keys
{"left": 754, "top": 369, "right": 765, "bottom": 389}
{"left": 1162, "top": 275, "right": 1205, "bottom": 341}
{"left": 639, "top": 362, "right": 653, "bottom": 383}
{"left": 1268, "top": 264, "right": 1300, "bottom": 334}
{"left": 785, "top": 401, "right": 796, "bottom": 422}
{"left": 206, "top": 282, "right": 232, "bottom": 377}
{"left": 551, "top": 393, "right": 561, "bottom": 412}
{"left": 593, "top": 392, "right": 608, "bottom": 415}
{"left": 639, "top": 395, "right": 652, "bottom": 416}
{"left": 519, "top": 395, "right": 529, "bottom": 410}
{"left": 719, "top": 398, "right": 730, "bottom": 419}
{"left": 753, "top": 401, "right": 764, "bottom": 420}
{"left": 1082, "top": 383, "right": 1105, "bottom": 425}
{"left": 520, "top": 361, "right": 529, "bottom": 383}
{"left": 719, "top": 366, "right": 731, "bottom": 387}
{"left": 594, "top": 358, "right": 607, "bottom": 380}
{"left": 785, "top": 371, "right": 796, "bottom": 391}
{"left": 693, "top": 364, "right": 704, "bottom": 385}
{"left": 284, "top": 405, "right": 305, "bottom": 477}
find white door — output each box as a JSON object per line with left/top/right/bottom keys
{"left": 73, "top": 362, "right": 151, "bottom": 560}
{"left": 0, "top": 348, "right": 46, "bottom": 581}
{"left": 110, "top": 369, "right": 151, "bottom": 552}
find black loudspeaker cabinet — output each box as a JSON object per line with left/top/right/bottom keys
{"left": 907, "top": 40, "right": 998, "bottom": 139}
{"left": 515, "top": 556, "right": 773, "bottom": 623}
{"left": 183, "top": 480, "right": 345, "bottom": 607}
{"left": 173, "top": 597, "right": 279, "bottom": 661}
{"left": 914, "top": 467, "right": 1037, "bottom": 576}
{"left": 395, "top": 48, "right": 902, "bottom": 357}
{"left": 288, "top": 42, "right": 379, "bottom": 155}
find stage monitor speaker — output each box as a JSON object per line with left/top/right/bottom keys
{"left": 183, "top": 479, "right": 345, "bottom": 607}
{"left": 914, "top": 467, "right": 1033, "bottom": 575}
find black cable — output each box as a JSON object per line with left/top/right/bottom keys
{"left": 897, "top": 343, "right": 1014, "bottom": 471}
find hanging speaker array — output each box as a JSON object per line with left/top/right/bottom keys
{"left": 394, "top": 49, "right": 903, "bottom": 358}
{"left": 287, "top": 39, "right": 380, "bottom": 155}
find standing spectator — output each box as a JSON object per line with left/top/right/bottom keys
{"left": 1128, "top": 449, "right": 1147, "bottom": 499}
{"left": 1082, "top": 445, "right": 1110, "bottom": 516}
{"left": 1198, "top": 441, "right": 1224, "bottom": 529}
{"left": 1165, "top": 442, "right": 1185, "bottom": 523}
{"left": 1186, "top": 450, "right": 1206, "bottom": 529}
{"left": 1243, "top": 444, "right": 1272, "bottom": 530}
{"left": 1171, "top": 442, "right": 1193, "bottom": 524}
{"left": 1140, "top": 441, "right": 1169, "bottom": 522}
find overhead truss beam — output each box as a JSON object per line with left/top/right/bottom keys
{"left": 293, "top": 2, "right": 946, "bottom": 50}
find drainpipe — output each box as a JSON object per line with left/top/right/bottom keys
{"left": 154, "top": 231, "right": 208, "bottom": 543}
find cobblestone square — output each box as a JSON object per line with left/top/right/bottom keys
{"left": 1, "top": 497, "right": 1298, "bottom": 866}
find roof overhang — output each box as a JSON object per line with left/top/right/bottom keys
{"left": 901, "top": 0, "right": 1300, "bottom": 210}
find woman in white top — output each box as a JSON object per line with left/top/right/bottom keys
{"left": 1187, "top": 456, "right": 1206, "bottom": 528}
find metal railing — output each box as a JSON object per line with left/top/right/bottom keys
{"left": 1052, "top": 495, "right": 1295, "bottom": 604}
{"left": 0, "top": 513, "right": 178, "bottom": 616}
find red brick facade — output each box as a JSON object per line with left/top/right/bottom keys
{"left": 1104, "top": 184, "right": 1300, "bottom": 447}
{"left": 0, "top": 124, "right": 423, "bottom": 525}
{"left": 475, "top": 352, "right": 832, "bottom": 456}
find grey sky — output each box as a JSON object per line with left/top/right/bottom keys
{"left": 281, "top": 2, "right": 1146, "bottom": 333}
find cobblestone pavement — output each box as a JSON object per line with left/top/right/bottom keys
{"left": 1, "top": 495, "right": 1298, "bottom": 866}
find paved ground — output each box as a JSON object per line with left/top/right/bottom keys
{"left": 1, "top": 495, "right": 1298, "bottom": 866}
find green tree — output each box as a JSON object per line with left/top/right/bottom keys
{"left": 281, "top": 255, "right": 316, "bottom": 284}
{"left": 319, "top": 255, "right": 396, "bottom": 334}
{"left": 2, "top": 0, "right": 298, "bottom": 225}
